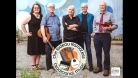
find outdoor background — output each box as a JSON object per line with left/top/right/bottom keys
{"left": 16, "top": 0, "right": 123, "bottom": 40}
{"left": 16, "top": 0, "right": 123, "bottom": 77}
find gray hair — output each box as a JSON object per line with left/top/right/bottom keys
{"left": 66, "top": 5, "right": 76, "bottom": 17}
{"left": 47, "top": 2, "right": 55, "bottom": 8}
{"left": 100, "top": 1, "right": 107, "bottom": 6}
{"left": 81, "top": 3, "right": 88, "bottom": 8}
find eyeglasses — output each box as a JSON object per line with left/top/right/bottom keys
{"left": 81, "top": 7, "right": 87, "bottom": 8}
{"left": 34, "top": 7, "right": 40, "bottom": 9}
{"left": 48, "top": 6, "right": 55, "bottom": 9}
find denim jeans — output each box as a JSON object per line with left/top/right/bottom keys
{"left": 80, "top": 34, "right": 93, "bottom": 66}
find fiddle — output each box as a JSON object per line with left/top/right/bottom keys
{"left": 101, "top": 22, "right": 112, "bottom": 27}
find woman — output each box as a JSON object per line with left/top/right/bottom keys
{"left": 62, "top": 5, "right": 81, "bottom": 44}
{"left": 61, "top": 5, "right": 81, "bottom": 71}
{"left": 21, "top": 3, "right": 45, "bottom": 70}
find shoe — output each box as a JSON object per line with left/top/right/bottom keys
{"left": 36, "top": 64, "right": 41, "bottom": 70}
{"left": 93, "top": 67, "right": 102, "bottom": 73}
{"left": 31, "top": 65, "right": 37, "bottom": 71}
{"left": 103, "top": 70, "right": 109, "bottom": 76}
{"left": 48, "top": 69, "right": 55, "bottom": 73}
{"left": 89, "top": 66, "right": 93, "bottom": 72}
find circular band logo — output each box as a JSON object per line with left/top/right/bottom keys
{"left": 52, "top": 42, "right": 86, "bottom": 76}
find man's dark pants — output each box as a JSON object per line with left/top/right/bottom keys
{"left": 45, "top": 40, "right": 62, "bottom": 70}
{"left": 80, "top": 33, "right": 93, "bottom": 66}
{"left": 94, "top": 33, "right": 111, "bottom": 70}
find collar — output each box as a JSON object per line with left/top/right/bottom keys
{"left": 100, "top": 11, "right": 107, "bottom": 14}
{"left": 81, "top": 12, "right": 89, "bottom": 17}
{"left": 47, "top": 12, "right": 55, "bottom": 17}
{"left": 66, "top": 15, "right": 76, "bottom": 19}
{"left": 81, "top": 12, "right": 89, "bottom": 15}
{"left": 82, "top": 13, "right": 87, "bottom": 16}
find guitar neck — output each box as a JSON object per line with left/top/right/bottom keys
{"left": 47, "top": 40, "right": 54, "bottom": 49}
{"left": 69, "top": 48, "right": 74, "bottom": 59}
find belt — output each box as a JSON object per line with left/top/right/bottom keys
{"left": 96, "top": 33, "right": 110, "bottom": 35}
{"left": 81, "top": 32, "right": 87, "bottom": 34}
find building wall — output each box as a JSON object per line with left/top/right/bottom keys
{"left": 16, "top": 0, "right": 123, "bottom": 36}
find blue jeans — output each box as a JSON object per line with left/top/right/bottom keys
{"left": 80, "top": 34, "right": 93, "bottom": 66}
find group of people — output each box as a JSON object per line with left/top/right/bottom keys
{"left": 21, "top": 1, "right": 118, "bottom": 76}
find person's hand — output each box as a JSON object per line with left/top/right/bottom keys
{"left": 25, "top": 32, "right": 32, "bottom": 36}
{"left": 91, "top": 32, "right": 95, "bottom": 38}
{"left": 71, "top": 28, "right": 78, "bottom": 31}
{"left": 60, "top": 33, "right": 62, "bottom": 38}
{"left": 102, "top": 25, "right": 113, "bottom": 31}
{"left": 65, "top": 22, "right": 68, "bottom": 25}
{"left": 43, "top": 37, "right": 48, "bottom": 43}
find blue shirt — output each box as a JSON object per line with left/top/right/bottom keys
{"left": 77, "top": 13, "right": 94, "bottom": 35}
{"left": 40, "top": 13, "right": 61, "bottom": 41}
{"left": 93, "top": 11, "right": 118, "bottom": 33}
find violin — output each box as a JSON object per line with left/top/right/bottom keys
{"left": 37, "top": 27, "right": 54, "bottom": 50}
{"left": 101, "top": 22, "right": 112, "bottom": 27}
{"left": 60, "top": 47, "right": 79, "bottom": 70}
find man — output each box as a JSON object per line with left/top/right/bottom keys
{"left": 77, "top": 3, "right": 94, "bottom": 72}
{"left": 40, "top": 3, "right": 62, "bottom": 73}
{"left": 91, "top": 1, "right": 118, "bottom": 76}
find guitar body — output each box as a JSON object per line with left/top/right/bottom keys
{"left": 37, "top": 27, "right": 51, "bottom": 40}
{"left": 60, "top": 48, "right": 71, "bottom": 61}
{"left": 70, "top": 58, "right": 80, "bottom": 70}
{"left": 67, "top": 49, "right": 80, "bottom": 70}
{"left": 60, "top": 47, "right": 80, "bottom": 71}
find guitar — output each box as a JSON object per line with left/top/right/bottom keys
{"left": 68, "top": 47, "right": 80, "bottom": 69}
{"left": 37, "top": 27, "right": 50, "bottom": 40}
{"left": 60, "top": 48, "right": 71, "bottom": 63}
{"left": 37, "top": 27, "right": 54, "bottom": 50}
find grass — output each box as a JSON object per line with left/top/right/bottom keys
{"left": 45, "top": 75, "right": 52, "bottom": 78}
{"left": 21, "top": 68, "right": 40, "bottom": 78}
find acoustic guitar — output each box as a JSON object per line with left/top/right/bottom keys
{"left": 37, "top": 27, "right": 50, "bottom": 40}
{"left": 37, "top": 27, "right": 54, "bottom": 50}
{"left": 68, "top": 47, "right": 79, "bottom": 70}
{"left": 60, "top": 47, "right": 79, "bottom": 70}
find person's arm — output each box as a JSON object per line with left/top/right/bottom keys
{"left": 67, "top": 24, "right": 78, "bottom": 30}
{"left": 91, "top": 15, "right": 96, "bottom": 37}
{"left": 60, "top": 26, "right": 62, "bottom": 37}
{"left": 40, "top": 15, "right": 48, "bottom": 43}
{"left": 62, "top": 15, "right": 78, "bottom": 30}
{"left": 103, "top": 13, "right": 118, "bottom": 31}
{"left": 72, "top": 16, "right": 81, "bottom": 31}
{"left": 21, "top": 15, "right": 31, "bottom": 36}
{"left": 40, "top": 15, "right": 47, "bottom": 38}
{"left": 93, "top": 15, "right": 97, "bottom": 33}
{"left": 62, "top": 15, "right": 69, "bottom": 30}
{"left": 110, "top": 13, "right": 118, "bottom": 30}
